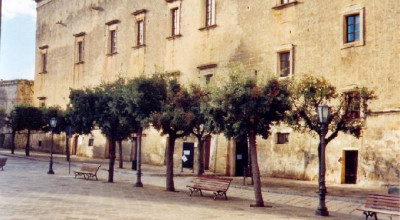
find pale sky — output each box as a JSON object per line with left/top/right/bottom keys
{"left": 0, "top": 0, "right": 36, "bottom": 80}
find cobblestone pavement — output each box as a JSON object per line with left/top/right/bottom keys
{"left": 0, "top": 151, "right": 397, "bottom": 220}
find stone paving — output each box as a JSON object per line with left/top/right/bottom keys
{"left": 0, "top": 150, "right": 397, "bottom": 220}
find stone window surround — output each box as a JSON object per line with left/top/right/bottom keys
{"left": 271, "top": 127, "right": 292, "bottom": 146}
{"left": 275, "top": 44, "right": 294, "bottom": 79}
{"left": 199, "top": 0, "right": 216, "bottom": 31}
{"left": 73, "top": 32, "right": 86, "bottom": 64}
{"left": 105, "top": 19, "right": 120, "bottom": 56}
{"left": 197, "top": 64, "right": 217, "bottom": 85}
{"left": 166, "top": 0, "right": 182, "bottom": 40}
{"left": 37, "top": 96, "right": 47, "bottom": 108}
{"left": 38, "top": 45, "right": 48, "bottom": 74}
{"left": 340, "top": 85, "right": 364, "bottom": 119}
{"left": 272, "top": 0, "right": 298, "bottom": 10}
{"left": 132, "top": 9, "right": 147, "bottom": 49}
{"left": 341, "top": 5, "right": 365, "bottom": 49}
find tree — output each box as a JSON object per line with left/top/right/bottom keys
{"left": 42, "top": 106, "right": 68, "bottom": 160}
{"left": 213, "top": 74, "right": 291, "bottom": 207}
{"left": 123, "top": 74, "right": 167, "bottom": 186}
{"left": 0, "top": 109, "right": 6, "bottom": 128}
{"left": 69, "top": 79, "right": 133, "bottom": 183}
{"left": 286, "top": 74, "right": 375, "bottom": 214}
{"left": 188, "top": 85, "right": 218, "bottom": 175}
{"left": 152, "top": 78, "right": 194, "bottom": 191}
{"left": 12, "top": 105, "right": 44, "bottom": 156}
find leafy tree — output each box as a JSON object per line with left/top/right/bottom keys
{"left": 42, "top": 106, "right": 69, "bottom": 160}
{"left": 152, "top": 78, "right": 194, "bottom": 191}
{"left": 123, "top": 74, "right": 167, "bottom": 185}
{"left": 213, "top": 74, "right": 291, "bottom": 207}
{"left": 69, "top": 79, "right": 133, "bottom": 183}
{"left": 0, "top": 109, "right": 6, "bottom": 128}
{"left": 286, "top": 75, "right": 375, "bottom": 213}
{"left": 12, "top": 105, "right": 44, "bottom": 156}
{"left": 188, "top": 85, "right": 218, "bottom": 175}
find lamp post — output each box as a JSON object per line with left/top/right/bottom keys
{"left": 315, "top": 104, "right": 329, "bottom": 216}
{"left": 48, "top": 117, "right": 57, "bottom": 175}
{"left": 135, "top": 127, "right": 143, "bottom": 187}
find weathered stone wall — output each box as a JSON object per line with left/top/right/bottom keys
{"left": 33, "top": 0, "right": 400, "bottom": 184}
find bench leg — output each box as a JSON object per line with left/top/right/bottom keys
{"left": 213, "top": 191, "right": 226, "bottom": 200}
{"left": 189, "top": 188, "right": 202, "bottom": 197}
{"left": 95, "top": 175, "right": 98, "bottom": 181}
{"left": 363, "top": 211, "right": 377, "bottom": 220}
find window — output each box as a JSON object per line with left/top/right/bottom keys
{"left": 171, "top": 8, "right": 180, "bottom": 36}
{"left": 41, "top": 53, "right": 47, "bottom": 73}
{"left": 281, "top": 0, "right": 290, "bottom": 4}
{"left": 342, "top": 6, "right": 364, "bottom": 48}
{"left": 137, "top": 20, "right": 144, "bottom": 46}
{"left": 279, "top": 52, "right": 290, "bottom": 77}
{"left": 38, "top": 141, "right": 42, "bottom": 147}
{"left": 132, "top": 9, "right": 147, "bottom": 48}
{"left": 105, "top": 19, "right": 120, "bottom": 55}
{"left": 344, "top": 91, "right": 361, "bottom": 120}
{"left": 88, "top": 138, "right": 94, "bottom": 147}
{"left": 277, "top": 133, "right": 289, "bottom": 144}
{"left": 37, "top": 97, "right": 47, "bottom": 108}
{"left": 110, "top": 30, "right": 117, "bottom": 54}
{"left": 275, "top": 44, "right": 294, "bottom": 78}
{"left": 198, "top": 64, "right": 217, "bottom": 86}
{"left": 77, "top": 41, "right": 84, "bottom": 63}
{"left": 346, "top": 15, "right": 360, "bottom": 43}
{"left": 74, "top": 32, "right": 85, "bottom": 64}
{"left": 205, "top": 0, "right": 215, "bottom": 27}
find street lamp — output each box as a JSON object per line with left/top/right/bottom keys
{"left": 315, "top": 104, "right": 329, "bottom": 216}
{"left": 48, "top": 117, "right": 57, "bottom": 175}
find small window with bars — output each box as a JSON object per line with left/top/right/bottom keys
{"left": 277, "top": 132, "right": 289, "bottom": 144}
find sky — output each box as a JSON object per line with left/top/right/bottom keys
{"left": 0, "top": 0, "right": 36, "bottom": 80}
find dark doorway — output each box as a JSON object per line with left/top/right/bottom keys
{"left": 72, "top": 135, "right": 79, "bottom": 155}
{"left": 344, "top": 150, "right": 358, "bottom": 184}
{"left": 182, "top": 142, "right": 194, "bottom": 169}
{"left": 204, "top": 137, "right": 211, "bottom": 170}
{"left": 235, "top": 136, "right": 248, "bottom": 176}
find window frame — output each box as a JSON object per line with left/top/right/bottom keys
{"left": 73, "top": 33, "right": 86, "bottom": 64}
{"left": 171, "top": 7, "right": 180, "bottom": 36}
{"left": 276, "top": 132, "right": 290, "bottom": 145}
{"left": 341, "top": 6, "right": 364, "bottom": 49}
{"left": 105, "top": 20, "right": 120, "bottom": 56}
{"left": 205, "top": 0, "right": 216, "bottom": 27}
{"left": 275, "top": 44, "right": 294, "bottom": 79}
{"left": 132, "top": 9, "right": 147, "bottom": 48}
{"left": 38, "top": 45, "right": 48, "bottom": 74}
{"left": 198, "top": 64, "right": 217, "bottom": 86}
{"left": 343, "top": 90, "right": 362, "bottom": 120}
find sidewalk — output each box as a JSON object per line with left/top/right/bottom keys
{"left": 0, "top": 148, "right": 387, "bottom": 204}
{"left": 0, "top": 148, "right": 396, "bottom": 220}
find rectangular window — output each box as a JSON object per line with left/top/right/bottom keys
{"left": 39, "top": 99, "right": 46, "bottom": 108}
{"left": 281, "top": 0, "right": 290, "bottom": 4}
{"left": 205, "top": 74, "right": 213, "bottom": 85}
{"left": 206, "top": 0, "right": 215, "bottom": 27}
{"left": 279, "top": 52, "right": 290, "bottom": 77}
{"left": 344, "top": 91, "right": 361, "bottom": 120}
{"left": 277, "top": 132, "right": 289, "bottom": 144}
{"left": 137, "top": 20, "right": 144, "bottom": 46}
{"left": 88, "top": 138, "right": 94, "bottom": 147}
{"left": 42, "top": 53, "right": 47, "bottom": 73}
{"left": 346, "top": 14, "right": 360, "bottom": 43}
{"left": 171, "top": 8, "right": 180, "bottom": 36}
{"left": 77, "top": 41, "right": 84, "bottom": 63}
{"left": 110, "top": 30, "right": 117, "bottom": 54}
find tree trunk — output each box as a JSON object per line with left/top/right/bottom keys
{"left": 108, "top": 137, "right": 116, "bottom": 183}
{"left": 248, "top": 129, "right": 264, "bottom": 207}
{"left": 166, "top": 135, "right": 176, "bottom": 191}
{"left": 25, "top": 130, "right": 31, "bottom": 156}
{"left": 118, "top": 140, "right": 123, "bottom": 168}
{"left": 11, "top": 130, "right": 15, "bottom": 154}
{"left": 197, "top": 137, "right": 205, "bottom": 176}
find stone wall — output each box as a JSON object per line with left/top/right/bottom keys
{"left": 33, "top": 0, "right": 400, "bottom": 184}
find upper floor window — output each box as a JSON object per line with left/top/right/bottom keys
{"left": 206, "top": 0, "right": 215, "bottom": 27}
{"left": 281, "top": 0, "right": 290, "bottom": 4}
{"left": 137, "top": 20, "right": 144, "bottom": 46}
{"left": 275, "top": 44, "right": 294, "bottom": 79}
{"left": 38, "top": 45, "right": 48, "bottom": 74}
{"left": 171, "top": 8, "right": 180, "bottom": 36}
{"left": 341, "top": 5, "right": 364, "bottom": 48}
{"left": 105, "top": 19, "right": 120, "bottom": 55}
{"left": 346, "top": 14, "right": 360, "bottom": 43}
{"left": 74, "top": 32, "right": 86, "bottom": 64}
{"left": 132, "top": 9, "right": 147, "bottom": 48}
{"left": 110, "top": 30, "right": 117, "bottom": 54}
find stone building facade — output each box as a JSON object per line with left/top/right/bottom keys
{"left": 0, "top": 79, "right": 34, "bottom": 147}
{"left": 33, "top": 0, "right": 400, "bottom": 185}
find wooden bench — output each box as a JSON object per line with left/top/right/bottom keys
{"left": 186, "top": 176, "right": 233, "bottom": 200}
{"left": 0, "top": 158, "right": 7, "bottom": 171}
{"left": 357, "top": 194, "right": 400, "bottom": 220}
{"left": 73, "top": 163, "right": 101, "bottom": 180}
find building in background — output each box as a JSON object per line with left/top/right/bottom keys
{"left": 32, "top": 0, "right": 400, "bottom": 185}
